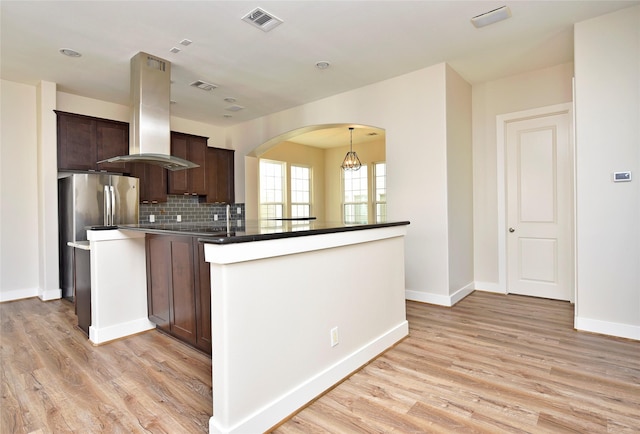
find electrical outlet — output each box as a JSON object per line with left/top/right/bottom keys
{"left": 330, "top": 327, "right": 339, "bottom": 347}
{"left": 214, "top": 214, "right": 218, "bottom": 221}
{"left": 237, "top": 219, "right": 242, "bottom": 227}
{"left": 176, "top": 215, "right": 181, "bottom": 222}
{"left": 237, "top": 207, "right": 242, "bottom": 215}
{"left": 149, "top": 215, "right": 155, "bottom": 223}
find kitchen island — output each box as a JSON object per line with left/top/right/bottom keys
{"left": 91, "top": 220, "right": 410, "bottom": 434}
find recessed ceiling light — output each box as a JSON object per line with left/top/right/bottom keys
{"left": 180, "top": 39, "right": 192, "bottom": 46}
{"left": 223, "top": 114, "right": 233, "bottom": 118}
{"left": 471, "top": 6, "right": 511, "bottom": 28}
{"left": 315, "top": 61, "right": 330, "bottom": 70}
{"left": 169, "top": 47, "right": 181, "bottom": 54}
{"left": 59, "top": 48, "right": 81, "bottom": 57}
{"left": 224, "top": 97, "right": 237, "bottom": 103}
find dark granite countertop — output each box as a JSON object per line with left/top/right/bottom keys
{"left": 117, "top": 220, "right": 410, "bottom": 244}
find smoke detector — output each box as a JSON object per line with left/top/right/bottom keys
{"left": 242, "top": 8, "right": 283, "bottom": 32}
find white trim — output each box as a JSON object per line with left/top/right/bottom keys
{"left": 574, "top": 316, "right": 640, "bottom": 341}
{"left": 205, "top": 226, "right": 407, "bottom": 264}
{"left": 89, "top": 318, "right": 156, "bottom": 345}
{"left": 496, "top": 102, "right": 574, "bottom": 298}
{"left": 0, "top": 288, "right": 39, "bottom": 302}
{"left": 209, "top": 321, "right": 409, "bottom": 434}
{"left": 405, "top": 282, "right": 474, "bottom": 307}
{"left": 473, "top": 281, "right": 505, "bottom": 294}
{"left": 39, "top": 288, "right": 62, "bottom": 301}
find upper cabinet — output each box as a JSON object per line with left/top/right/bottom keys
{"left": 168, "top": 132, "right": 208, "bottom": 196}
{"left": 56, "top": 111, "right": 129, "bottom": 173}
{"left": 205, "top": 147, "right": 235, "bottom": 204}
{"left": 129, "top": 163, "right": 167, "bottom": 204}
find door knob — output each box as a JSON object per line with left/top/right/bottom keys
{"left": 509, "top": 227, "right": 515, "bottom": 233}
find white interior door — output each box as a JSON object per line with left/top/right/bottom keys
{"left": 505, "top": 109, "right": 573, "bottom": 301}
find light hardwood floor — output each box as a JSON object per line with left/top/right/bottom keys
{"left": 1, "top": 292, "right": 638, "bottom": 433}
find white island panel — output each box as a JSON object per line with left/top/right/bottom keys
{"left": 87, "top": 229, "right": 155, "bottom": 344}
{"left": 204, "top": 225, "right": 409, "bottom": 433}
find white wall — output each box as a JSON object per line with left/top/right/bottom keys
{"left": 228, "top": 63, "right": 455, "bottom": 302}
{"left": 446, "top": 65, "right": 474, "bottom": 301}
{"left": 573, "top": 6, "right": 640, "bottom": 340}
{"left": 472, "top": 63, "right": 575, "bottom": 291}
{"left": 0, "top": 80, "right": 40, "bottom": 300}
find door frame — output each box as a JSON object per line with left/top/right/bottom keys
{"left": 496, "top": 102, "right": 575, "bottom": 303}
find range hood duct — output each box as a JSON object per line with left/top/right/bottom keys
{"left": 98, "top": 52, "right": 198, "bottom": 171}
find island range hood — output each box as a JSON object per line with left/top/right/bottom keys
{"left": 98, "top": 52, "right": 198, "bottom": 171}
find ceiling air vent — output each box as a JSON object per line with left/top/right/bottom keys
{"left": 242, "top": 8, "right": 283, "bottom": 32}
{"left": 225, "top": 104, "right": 245, "bottom": 112}
{"left": 190, "top": 80, "right": 218, "bottom": 91}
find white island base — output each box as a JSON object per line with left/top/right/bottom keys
{"left": 86, "top": 229, "right": 155, "bottom": 345}
{"left": 204, "top": 225, "right": 409, "bottom": 433}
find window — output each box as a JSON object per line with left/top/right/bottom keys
{"left": 259, "top": 160, "right": 284, "bottom": 221}
{"left": 342, "top": 162, "right": 386, "bottom": 224}
{"left": 290, "top": 165, "right": 311, "bottom": 221}
{"left": 343, "top": 165, "right": 368, "bottom": 224}
{"left": 259, "top": 160, "right": 312, "bottom": 224}
{"left": 374, "top": 162, "right": 387, "bottom": 223}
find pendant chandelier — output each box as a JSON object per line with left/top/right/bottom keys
{"left": 341, "top": 127, "right": 362, "bottom": 171}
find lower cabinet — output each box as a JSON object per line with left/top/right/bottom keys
{"left": 146, "top": 234, "right": 211, "bottom": 354}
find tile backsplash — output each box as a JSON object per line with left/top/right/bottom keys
{"left": 139, "top": 195, "right": 245, "bottom": 224}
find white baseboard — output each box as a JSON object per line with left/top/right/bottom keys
{"left": 39, "top": 288, "right": 62, "bottom": 301}
{"left": 405, "top": 282, "right": 474, "bottom": 307}
{"left": 0, "top": 287, "right": 39, "bottom": 302}
{"left": 89, "top": 318, "right": 156, "bottom": 345}
{"left": 473, "top": 281, "right": 505, "bottom": 294}
{"left": 209, "top": 321, "right": 409, "bottom": 434}
{"left": 574, "top": 316, "right": 640, "bottom": 341}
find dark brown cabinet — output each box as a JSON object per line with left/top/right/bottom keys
{"left": 129, "top": 163, "right": 168, "bottom": 203}
{"left": 56, "top": 111, "right": 129, "bottom": 173}
{"left": 146, "top": 234, "right": 211, "bottom": 354}
{"left": 168, "top": 132, "right": 208, "bottom": 196}
{"left": 205, "top": 147, "right": 235, "bottom": 203}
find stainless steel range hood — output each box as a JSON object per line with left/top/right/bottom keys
{"left": 98, "top": 52, "right": 198, "bottom": 171}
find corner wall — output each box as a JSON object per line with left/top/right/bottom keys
{"left": 0, "top": 80, "right": 40, "bottom": 300}
{"left": 574, "top": 6, "right": 640, "bottom": 340}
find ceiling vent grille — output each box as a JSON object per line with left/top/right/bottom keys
{"left": 190, "top": 80, "right": 218, "bottom": 91}
{"left": 226, "top": 104, "right": 245, "bottom": 112}
{"left": 242, "top": 8, "right": 283, "bottom": 32}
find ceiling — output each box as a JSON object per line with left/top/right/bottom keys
{"left": 2, "top": 0, "right": 638, "bottom": 132}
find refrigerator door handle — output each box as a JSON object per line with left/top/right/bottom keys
{"left": 110, "top": 186, "right": 116, "bottom": 226}
{"left": 104, "top": 185, "right": 111, "bottom": 226}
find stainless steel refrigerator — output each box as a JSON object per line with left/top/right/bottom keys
{"left": 58, "top": 173, "right": 139, "bottom": 299}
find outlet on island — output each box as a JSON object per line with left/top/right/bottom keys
{"left": 149, "top": 214, "right": 155, "bottom": 223}
{"left": 177, "top": 215, "right": 181, "bottom": 222}
{"left": 214, "top": 215, "right": 218, "bottom": 221}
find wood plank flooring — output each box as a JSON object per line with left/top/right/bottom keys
{"left": 2, "top": 292, "right": 639, "bottom": 433}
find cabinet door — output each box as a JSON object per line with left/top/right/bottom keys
{"left": 96, "top": 120, "right": 129, "bottom": 173}
{"left": 168, "top": 132, "right": 189, "bottom": 194}
{"left": 194, "top": 241, "right": 212, "bottom": 354}
{"left": 57, "top": 112, "right": 97, "bottom": 171}
{"left": 169, "top": 237, "right": 197, "bottom": 345}
{"left": 146, "top": 235, "right": 171, "bottom": 331}
{"left": 131, "top": 163, "right": 168, "bottom": 203}
{"left": 188, "top": 135, "right": 208, "bottom": 196}
{"left": 205, "top": 147, "right": 235, "bottom": 203}
{"left": 168, "top": 132, "right": 208, "bottom": 196}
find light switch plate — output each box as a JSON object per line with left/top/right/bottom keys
{"left": 613, "top": 171, "right": 632, "bottom": 182}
